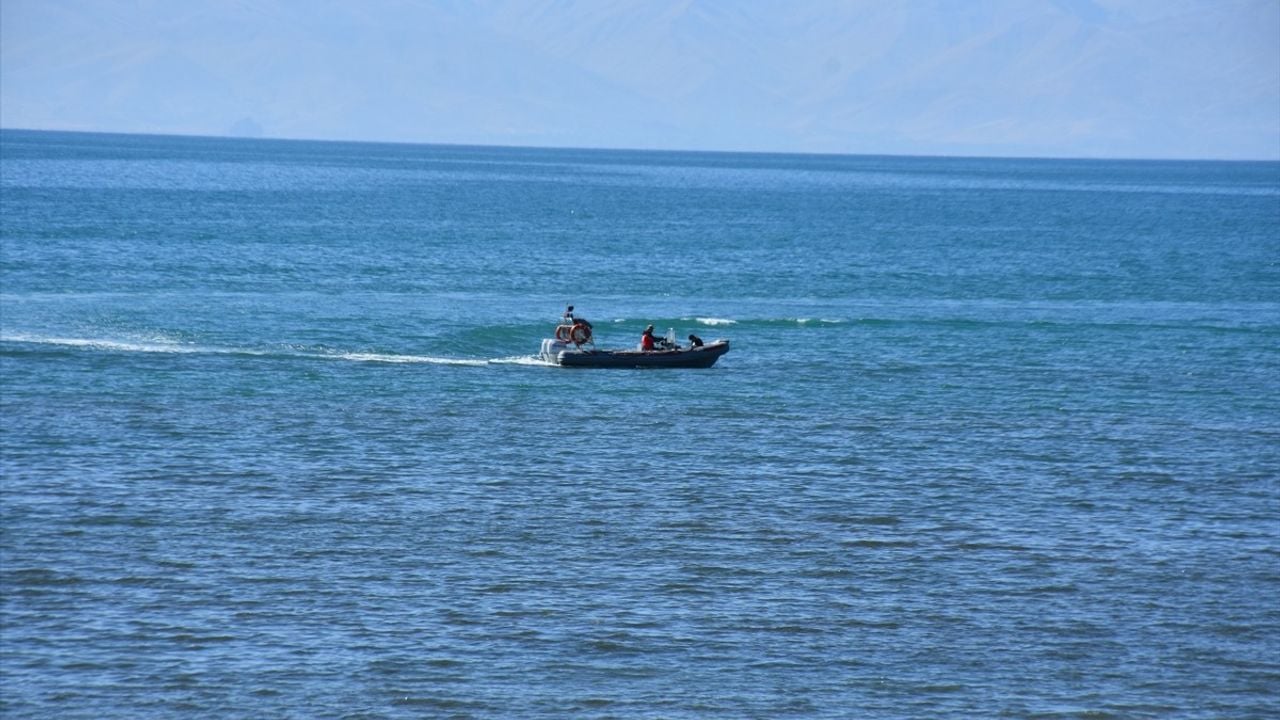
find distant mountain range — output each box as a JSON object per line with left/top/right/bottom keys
{"left": 3, "top": 0, "right": 1277, "bottom": 159}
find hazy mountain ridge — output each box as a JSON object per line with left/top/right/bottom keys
{"left": 2, "top": 0, "right": 1276, "bottom": 158}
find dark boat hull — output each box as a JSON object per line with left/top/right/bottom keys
{"left": 556, "top": 340, "right": 730, "bottom": 368}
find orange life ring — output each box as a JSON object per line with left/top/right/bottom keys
{"left": 570, "top": 323, "right": 592, "bottom": 345}
{"left": 555, "top": 325, "right": 572, "bottom": 341}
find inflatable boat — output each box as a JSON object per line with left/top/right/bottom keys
{"left": 539, "top": 318, "right": 729, "bottom": 368}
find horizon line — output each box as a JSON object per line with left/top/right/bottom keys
{"left": 3, "top": 126, "right": 1278, "bottom": 165}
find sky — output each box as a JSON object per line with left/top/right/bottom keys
{"left": 2, "top": 0, "right": 1278, "bottom": 160}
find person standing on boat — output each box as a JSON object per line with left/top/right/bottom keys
{"left": 564, "top": 305, "right": 591, "bottom": 329}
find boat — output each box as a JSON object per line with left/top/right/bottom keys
{"left": 539, "top": 314, "right": 730, "bottom": 368}
{"left": 542, "top": 338, "right": 731, "bottom": 368}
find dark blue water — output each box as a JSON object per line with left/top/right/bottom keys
{"left": 2, "top": 130, "right": 1278, "bottom": 718}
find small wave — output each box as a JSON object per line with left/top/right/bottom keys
{"left": 562, "top": 315, "right": 844, "bottom": 330}
{"left": 840, "top": 538, "right": 918, "bottom": 549}
{"left": 793, "top": 317, "right": 844, "bottom": 325}
{"left": 681, "top": 317, "right": 845, "bottom": 328}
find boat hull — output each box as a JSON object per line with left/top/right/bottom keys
{"left": 555, "top": 340, "right": 730, "bottom": 368}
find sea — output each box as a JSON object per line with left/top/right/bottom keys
{"left": 1, "top": 129, "right": 1277, "bottom": 719}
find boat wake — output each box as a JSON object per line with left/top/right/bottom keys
{"left": 0, "top": 335, "right": 238, "bottom": 355}
{"left": 335, "top": 351, "right": 489, "bottom": 366}
{"left": 488, "top": 355, "right": 557, "bottom": 367}
{"left": 0, "top": 334, "right": 539, "bottom": 368}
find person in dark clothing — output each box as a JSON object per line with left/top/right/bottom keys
{"left": 564, "top": 305, "right": 591, "bottom": 328}
{"left": 687, "top": 334, "right": 704, "bottom": 347}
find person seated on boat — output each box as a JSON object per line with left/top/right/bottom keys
{"left": 687, "top": 334, "right": 704, "bottom": 347}
{"left": 641, "top": 325, "right": 661, "bottom": 351}
{"left": 640, "top": 325, "right": 676, "bottom": 351}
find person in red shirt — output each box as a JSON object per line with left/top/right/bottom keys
{"left": 641, "top": 325, "right": 658, "bottom": 351}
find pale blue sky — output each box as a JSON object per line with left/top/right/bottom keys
{"left": 3, "top": 0, "right": 1277, "bottom": 159}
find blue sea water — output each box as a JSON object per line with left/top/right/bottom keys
{"left": 1, "top": 129, "right": 1278, "bottom": 719}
